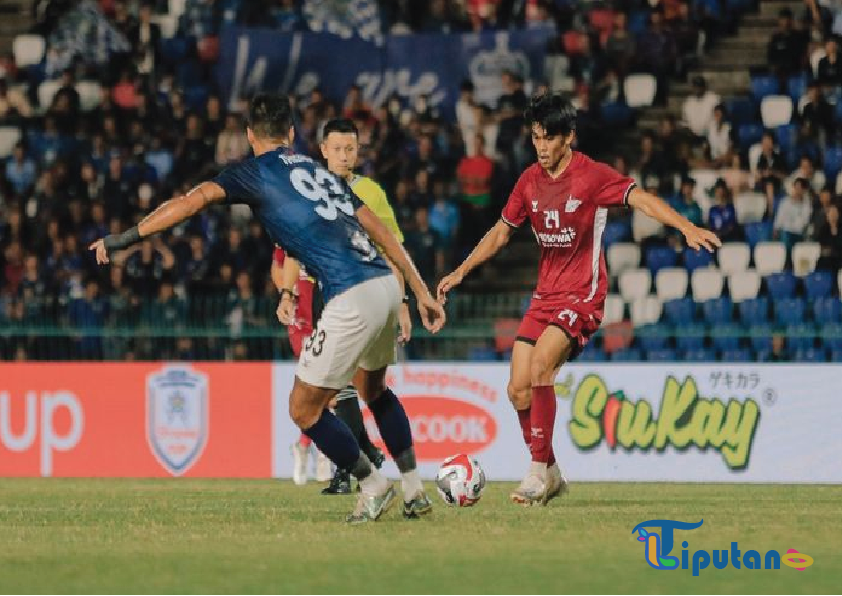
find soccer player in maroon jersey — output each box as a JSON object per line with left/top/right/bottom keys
{"left": 438, "top": 94, "right": 720, "bottom": 505}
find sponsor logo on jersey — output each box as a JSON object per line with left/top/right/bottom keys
{"left": 536, "top": 227, "right": 576, "bottom": 247}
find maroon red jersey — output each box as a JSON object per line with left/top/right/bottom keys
{"left": 501, "top": 152, "right": 635, "bottom": 313}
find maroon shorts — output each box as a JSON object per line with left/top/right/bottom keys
{"left": 516, "top": 299, "right": 602, "bottom": 357}
{"left": 289, "top": 326, "right": 313, "bottom": 359}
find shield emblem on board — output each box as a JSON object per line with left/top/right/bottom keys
{"left": 146, "top": 365, "right": 209, "bottom": 476}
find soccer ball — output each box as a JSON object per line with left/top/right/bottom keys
{"left": 435, "top": 454, "right": 486, "bottom": 507}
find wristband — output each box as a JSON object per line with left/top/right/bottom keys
{"left": 103, "top": 226, "right": 141, "bottom": 254}
{"left": 402, "top": 295, "right": 410, "bottom": 304}
{"left": 280, "top": 288, "right": 295, "bottom": 301}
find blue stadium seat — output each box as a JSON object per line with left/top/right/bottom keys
{"left": 794, "top": 348, "right": 826, "bottom": 362}
{"left": 774, "top": 297, "right": 806, "bottom": 326}
{"left": 804, "top": 270, "right": 834, "bottom": 300}
{"left": 824, "top": 146, "right": 842, "bottom": 181}
{"left": 831, "top": 349, "right": 842, "bottom": 362}
{"left": 776, "top": 124, "right": 798, "bottom": 153}
{"left": 676, "top": 323, "right": 707, "bottom": 351}
{"left": 703, "top": 297, "right": 733, "bottom": 325}
{"left": 710, "top": 324, "right": 741, "bottom": 351}
{"left": 787, "top": 323, "right": 815, "bottom": 351}
{"left": 698, "top": 0, "right": 722, "bottom": 18}
{"left": 160, "top": 37, "right": 189, "bottom": 64}
{"left": 744, "top": 221, "right": 773, "bottom": 248}
{"left": 683, "top": 348, "right": 716, "bottom": 362}
{"left": 468, "top": 347, "right": 498, "bottom": 361}
{"left": 663, "top": 297, "right": 695, "bottom": 325}
{"left": 645, "top": 246, "right": 678, "bottom": 274}
{"left": 749, "top": 324, "right": 774, "bottom": 353}
{"left": 628, "top": 10, "right": 649, "bottom": 34}
{"left": 638, "top": 323, "right": 670, "bottom": 350}
{"left": 738, "top": 123, "right": 764, "bottom": 151}
{"left": 684, "top": 247, "right": 714, "bottom": 271}
{"left": 787, "top": 74, "right": 808, "bottom": 103}
{"left": 725, "top": 97, "right": 756, "bottom": 126}
{"left": 601, "top": 102, "right": 633, "bottom": 126}
{"left": 821, "top": 323, "right": 842, "bottom": 352}
{"left": 603, "top": 220, "right": 631, "bottom": 247}
{"left": 577, "top": 347, "right": 608, "bottom": 362}
{"left": 739, "top": 297, "right": 769, "bottom": 325}
{"left": 751, "top": 75, "right": 780, "bottom": 101}
{"left": 721, "top": 348, "right": 752, "bottom": 362}
{"left": 611, "top": 347, "right": 643, "bottom": 361}
{"left": 765, "top": 271, "right": 797, "bottom": 299}
{"left": 646, "top": 348, "right": 677, "bottom": 362}
{"left": 813, "top": 297, "right": 842, "bottom": 324}
{"left": 183, "top": 85, "right": 209, "bottom": 111}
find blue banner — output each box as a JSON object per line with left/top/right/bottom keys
{"left": 217, "top": 26, "right": 555, "bottom": 119}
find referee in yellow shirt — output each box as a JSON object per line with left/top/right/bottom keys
{"left": 280, "top": 118, "right": 413, "bottom": 495}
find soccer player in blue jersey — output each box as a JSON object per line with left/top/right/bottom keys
{"left": 90, "top": 94, "right": 445, "bottom": 523}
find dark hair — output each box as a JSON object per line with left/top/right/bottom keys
{"left": 524, "top": 94, "right": 576, "bottom": 136}
{"left": 248, "top": 93, "right": 293, "bottom": 139}
{"left": 322, "top": 118, "right": 359, "bottom": 139}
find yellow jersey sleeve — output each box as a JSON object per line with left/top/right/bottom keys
{"left": 351, "top": 176, "right": 404, "bottom": 243}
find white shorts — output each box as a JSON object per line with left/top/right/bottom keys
{"left": 296, "top": 274, "right": 400, "bottom": 389}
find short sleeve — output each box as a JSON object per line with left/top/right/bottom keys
{"left": 212, "top": 158, "right": 263, "bottom": 206}
{"left": 591, "top": 161, "right": 636, "bottom": 208}
{"left": 501, "top": 170, "right": 529, "bottom": 228}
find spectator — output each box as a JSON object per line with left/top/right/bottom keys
{"left": 456, "top": 80, "right": 477, "bottom": 151}
{"left": 174, "top": 114, "right": 213, "bottom": 181}
{"left": 636, "top": 9, "right": 678, "bottom": 105}
{"left": 786, "top": 156, "right": 826, "bottom": 195}
{"left": 635, "top": 130, "right": 667, "bottom": 186}
{"left": 817, "top": 35, "right": 842, "bottom": 89}
{"left": 404, "top": 206, "right": 445, "bottom": 287}
{"left": 67, "top": 279, "right": 107, "bottom": 359}
{"left": 708, "top": 179, "right": 740, "bottom": 241}
{"left": 774, "top": 178, "right": 813, "bottom": 248}
{"left": 683, "top": 75, "right": 721, "bottom": 138}
{"left": 131, "top": 2, "right": 161, "bottom": 76}
{"left": 810, "top": 187, "right": 835, "bottom": 237}
{"left": 767, "top": 333, "right": 790, "bottom": 362}
{"left": 457, "top": 133, "right": 494, "bottom": 211}
{"left": 428, "top": 178, "right": 461, "bottom": 253}
{"left": 706, "top": 104, "right": 733, "bottom": 165}
{"left": 800, "top": 82, "right": 835, "bottom": 142}
{"left": 816, "top": 204, "right": 842, "bottom": 272}
{"left": 216, "top": 113, "right": 249, "bottom": 165}
{"left": 767, "top": 8, "right": 807, "bottom": 82}
{"left": 121, "top": 238, "right": 175, "bottom": 297}
{"left": 755, "top": 131, "right": 788, "bottom": 191}
{"left": 604, "top": 11, "right": 636, "bottom": 78}
{"left": 5, "top": 143, "right": 37, "bottom": 197}
{"left": 0, "top": 78, "right": 32, "bottom": 120}
{"left": 141, "top": 280, "right": 186, "bottom": 330}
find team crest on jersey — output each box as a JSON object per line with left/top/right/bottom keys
{"left": 531, "top": 200, "right": 539, "bottom": 212}
{"left": 147, "top": 365, "right": 209, "bottom": 476}
{"left": 565, "top": 196, "right": 582, "bottom": 213}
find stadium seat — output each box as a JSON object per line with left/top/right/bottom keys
{"left": 76, "top": 81, "right": 102, "bottom": 112}
{"left": 645, "top": 246, "right": 678, "bottom": 274}
{"left": 734, "top": 192, "right": 767, "bottom": 224}
{"left": 760, "top": 95, "right": 793, "bottom": 128}
{"left": 839, "top": 270, "right": 842, "bottom": 296}
{"left": 618, "top": 268, "right": 651, "bottom": 301}
{"left": 676, "top": 324, "right": 707, "bottom": 351}
{"left": 787, "top": 74, "right": 809, "bottom": 103}
{"left": 655, "top": 267, "right": 688, "bottom": 302}
{"left": 791, "top": 242, "right": 821, "bottom": 277}
{"left": 467, "top": 346, "right": 498, "bottom": 361}
{"left": 795, "top": 348, "right": 826, "bottom": 362}
{"left": 603, "top": 294, "right": 625, "bottom": 325}
{"left": 607, "top": 242, "right": 641, "bottom": 277}
{"left": 739, "top": 297, "right": 770, "bottom": 325}
{"left": 663, "top": 297, "right": 695, "bottom": 325}
{"left": 646, "top": 348, "right": 677, "bottom": 362}
{"left": 774, "top": 298, "right": 806, "bottom": 326}
{"left": 632, "top": 207, "right": 665, "bottom": 241}
{"left": 638, "top": 323, "right": 670, "bottom": 350}
{"left": 738, "top": 124, "right": 764, "bottom": 151}
{"left": 749, "top": 324, "right": 774, "bottom": 353}
{"left": 12, "top": 34, "right": 45, "bottom": 68}
{"left": 824, "top": 146, "right": 842, "bottom": 180}
{"left": 728, "top": 269, "right": 760, "bottom": 302}
{"left": 821, "top": 323, "right": 842, "bottom": 352}
{"left": 683, "top": 248, "right": 714, "bottom": 272}
{"left": 602, "top": 220, "right": 631, "bottom": 246}
{"left": 624, "top": 74, "right": 657, "bottom": 108}
{"left": 691, "top": 267, "right": 724, "bottom": 302}
{"left": 743, "top": 221, "right": 773, "bottom": 248}
{"left": 721, "top": 348, "right": 752, "bottom": 362}
{"left": 683, "top": 348, "right": 716, "bottom": 362}
{"left": 0, "top": 127, "right": 22, "bottom": 158}
{"left": 611, "top": 347, "right": 643, "bottom": 361}
{"left": 37, "top": 80, "right": 62, "bottom": 111}
{"left": 765, "top": 271, "right": 797, "bottom": 298}
{"left": 703, "top": 297, "right": 733, "bottom": 325}
{"left": 184, "top": 86, "right": 210, "bottom": 111}
{"left": 776, "top": 123, "right": 799, "bottom": 153}
{"left": 754, "top": 242, "right": 787, "bottom": 275}
{"left": 832, "top": 349, "right": 842, "bottom": 362}
{"left": 710, "top": 324, "right": 742, "bottom": 351}
{"left": 787, "top": 324, "right": 816, "bottom": 352}
{"left": 577, "top": 347, "right": 608, "bottom": 362}
{"left": 718, "top": 242, "right": 751, "bottom": 275}
{"left": 630, "top": 296, "right": 662, "bottom": 327}
{"left": 725, "top": 97, "right": 755, "bottom": 126}
{"left": 804, "top": 270, "right": 834, "bottom": 300}
{"left": 751, "top": 75, "right": 780, "bottom": 101}
{"left": 601, "top": 102, "right": 633, "bottom": 125}
{"left": 813, "top": 297, "right": 842, "bottom": 324}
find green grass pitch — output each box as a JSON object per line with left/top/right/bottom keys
{"left": 0, "top": 480, "right": 839, "bottom": 594}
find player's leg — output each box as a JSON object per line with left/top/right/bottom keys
{"left": 508, "top": 339, "right": 534, "bottom": 456}
{"left": 288, "top": 328, "right": 312, "bottom": 486}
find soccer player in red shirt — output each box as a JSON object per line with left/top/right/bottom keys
{"left": 438, "top": 94, "right": 720, "bottom": 505}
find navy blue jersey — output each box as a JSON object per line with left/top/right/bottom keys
{"left": 213, "top": 149, "right": 391, "bottom": 302}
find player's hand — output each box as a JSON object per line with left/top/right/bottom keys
{"left": 683, "top": 225, "right": 722, "bottom": 253}
{"left": 417, "top": 293, "right": 446, "bottom": 334}
{"left": 89, "top": 239, "right": 110, "bottom": 265}
{"left": 398, "top": 302, "right": 412, "bottom": 345}
{"left": 436, "top": 270, "right": 463, "bottom": 304}
{"left": 277, "top": 294, "right": 296, "bottom": 325}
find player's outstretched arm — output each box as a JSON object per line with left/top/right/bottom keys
{"left": 356, "top": 205, "right": 445, "bottom": 334}
{"left": 90, "top": 182, "right": 226, "bottom": 264}
{"left": 627, "top": 187, "right": 722, "bottom": 252}
{"left": 437, "top": 219, "right": 514, "bottom": 302}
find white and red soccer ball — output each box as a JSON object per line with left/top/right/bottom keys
{"left": 435, "top": 454, "right": 486, "bottom": 507}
